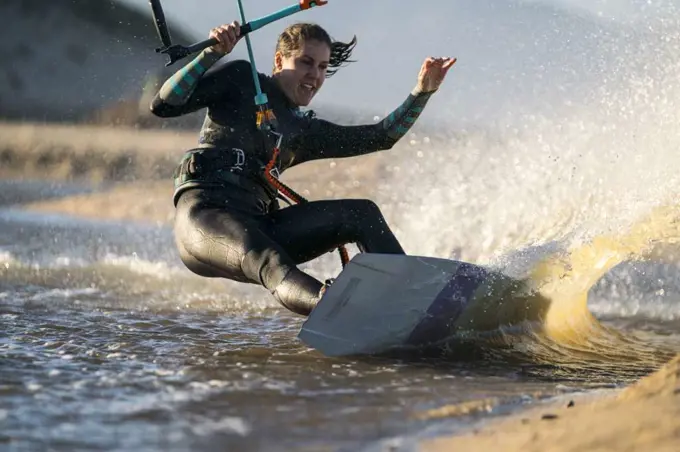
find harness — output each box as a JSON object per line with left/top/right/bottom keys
{"left": 171, "top": 148, "right": 278, "bottom": 209}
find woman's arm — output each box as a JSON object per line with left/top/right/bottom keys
{"left": 294, "top": 88, "right": 435, "bottom": 162}
{"left": 294, "top": 56, "right": 456, "bottom": 164}
{"left": 149, "top": 50, "right": 226, "bottom": 117}
{"left": 150, "top": 21, "right": 245, "bottom": 117}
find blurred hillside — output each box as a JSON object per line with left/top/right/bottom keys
{"left": 0, "top": 0, "right": 200, "bottom": 125}
{"left": 0, "top": 0, "right": 403, "bottom": 131}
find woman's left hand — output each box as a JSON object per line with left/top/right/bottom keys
{"left": 414, "top": 57, "right": 457, "bottom": 94}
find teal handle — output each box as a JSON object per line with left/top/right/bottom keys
{"left": 248, "top": 4, "right": 302, "bottom": 33}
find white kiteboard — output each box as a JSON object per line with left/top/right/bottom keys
{"left": 298, "top": 253, "right": 537, "bottom": 357}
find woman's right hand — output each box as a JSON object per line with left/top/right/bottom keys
{"left": 208, "top": 21, "right": 241, "bottom": 55}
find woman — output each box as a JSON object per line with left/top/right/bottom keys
{"left": 150, "top": 21, "right": 456, "bottom": 315}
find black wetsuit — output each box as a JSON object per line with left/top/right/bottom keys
{"left": 151, "top": 54, "right": 434, "bottom": 315}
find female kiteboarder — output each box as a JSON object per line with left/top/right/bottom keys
{"left": 150, "top": 20, "right": 456, "bottom": 315}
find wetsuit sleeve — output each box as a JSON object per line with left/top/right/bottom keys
{"left": 295, "top": 89, "right": 435, "bottom": 163}
{"left": 150, "top": 53, "right": 251, "bottom": 117}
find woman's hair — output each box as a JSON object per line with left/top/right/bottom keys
{"left": 274, "top": 23, "right": 357, "bottom": 77}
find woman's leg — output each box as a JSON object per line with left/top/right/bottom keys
{"left": 265, "top": 198, "right": 405, "bottom": 264}
{"left": 174, "top": 189, "right": 324, "bottom": 315}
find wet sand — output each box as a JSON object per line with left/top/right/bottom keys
{"left": 3, "top": 120, "right": 680, "bottom": 451}
{"left": 419, "top": 355, "right": 680, "bottom": 451}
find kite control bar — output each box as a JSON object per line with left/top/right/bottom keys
{"left": 149, "top": 0, "right": 328, "bottom": 66}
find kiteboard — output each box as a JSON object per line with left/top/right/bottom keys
{"left": 298, "top": 253, "right": 550, "bottom": 357}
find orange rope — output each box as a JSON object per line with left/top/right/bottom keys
{"left": 264, "top": 146, "right": 350, "bottom": 268}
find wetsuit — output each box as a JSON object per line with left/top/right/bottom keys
{"left": 150, "top": 50, "right": 435, "bottom": 315}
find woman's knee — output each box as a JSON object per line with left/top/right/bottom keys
{"left": 343, "top": 199, "right": 388, "bottom": 226}
{"left": 345, "top": 198, "right": 381, "bottom": 213}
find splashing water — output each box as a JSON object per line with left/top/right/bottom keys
{"left": 333, "top": 9, "right": 680, "bottom": 378}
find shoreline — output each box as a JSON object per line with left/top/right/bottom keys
{"left": 418, "top": 354, "right": 680, "bottom": 451}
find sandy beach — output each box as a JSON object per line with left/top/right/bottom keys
{"left": 419, "top": 354, "right": 680, "bottom": 452}
{"left": 3, "top": 120, "right": 680, "bottom": 451}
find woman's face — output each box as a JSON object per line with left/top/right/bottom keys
{"left": 273, "top": 39, "right": 331, "bottom": 107}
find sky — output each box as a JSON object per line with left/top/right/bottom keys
{"left": 119, "top": 0, "right": 680, "bottom": 127}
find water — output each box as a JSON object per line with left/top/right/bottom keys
{"left": 2, "top": 176, "right": 680, "bottom": 452}
{"left": 0, "top": 304, "right": 571, "bottom": 451}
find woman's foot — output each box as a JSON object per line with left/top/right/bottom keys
{"left": 318, "top": 278, "right": 336, "bottom": 298}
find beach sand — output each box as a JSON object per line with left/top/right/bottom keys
{"left": 3, "top": 121, "right": 680, "bottom": 452}
{"left": 419, "top": 355, "right": 680, "bottom": 451}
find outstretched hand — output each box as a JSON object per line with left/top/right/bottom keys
{"left": 414, "top": 57, "right": 457, "bottom": 94}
